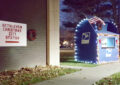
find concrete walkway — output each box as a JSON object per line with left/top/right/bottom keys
{"left": 34, "top": 62, "right": 120, "bottom": 85}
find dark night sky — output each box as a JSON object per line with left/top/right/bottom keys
{"left": 60, "top": 0, "right": 77, "bottom": 30}
{"left": 59, "top": 0, "right": 118, "bottom": 30}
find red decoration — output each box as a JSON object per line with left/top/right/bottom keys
{"left": 27, "top": 29, "right": 36, "bottom": 41}
{"left": 99, "top": 39, "right": 101, "bottom": 44}
{"left": 116, "top": 40, "right": 118, "bottom": 44}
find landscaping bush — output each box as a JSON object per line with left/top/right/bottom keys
{"left": 0, "top": 66, "right": 80, "bottom": 85}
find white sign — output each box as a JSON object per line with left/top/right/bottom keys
{"left": 0, "top": 20, "right": 27, "bottom": 46}
{"left": 81, "top": 32, "right": 90, "bottom": 44}
{"left": 106, "top": 49, "right": 112, "bottom": 57}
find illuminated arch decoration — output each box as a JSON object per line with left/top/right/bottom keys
{"left": 74, "top": 17, "right": 119, "bottom": 64}
{"left": 27, "top": 29, "right": 36, "bottom": 41}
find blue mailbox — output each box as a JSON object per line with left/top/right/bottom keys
{"left": 74, "top": 19, "right": 119, "bottom": 64}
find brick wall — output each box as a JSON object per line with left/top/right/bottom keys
{"left": 0, "top": 0, "right": 47, "bottom": 71}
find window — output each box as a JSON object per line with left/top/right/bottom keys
{"left": 101, "top": 37, "right": 115, "bottom": 48}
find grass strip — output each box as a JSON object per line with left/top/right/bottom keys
{"left": 61, "top": 60, "right": 98, "bottom": 67}
{"left": 95, "top": 72, "right": 120, "bottom": 85}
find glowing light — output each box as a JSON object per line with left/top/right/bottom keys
{"left": 96, "top": 40, "right": 97, "bottom": 44}
{"left": 74, "top": 56, "right": 77, "bottom": 59}
{"left": 74, "top": 36, "right": 77, "bottom": 39}
{"left": 74, "top": 48, "right": 78, "bottom": 50}
{"left": 75, "top": 29, "right": 78, "bottom": 32}
{"left": 83, "top": 19, "right": 87, "bottom": 21}
{"left": 90, "top": 61, "right": 92, "bottom": 63}
{"left": 114, "top": 23, "right": 116, "bottom": 25}
{"left": 75, "top": 46, "right": 77, "bottom": 48}
{"left": 75, "top": 52, "right": 78, "bottom": 55}
{"left": 77, "top": 24, "right": 80, "bottom": 27}
{"left": 63, "top": 40, "right": 69, "bottom": 46}
{"left": 75, "top": 59, "right": 77, "bottom": 61}
{"left": 80, "top": 20, "right": 82, "bottom": 22}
